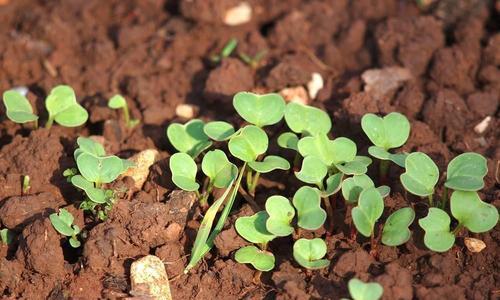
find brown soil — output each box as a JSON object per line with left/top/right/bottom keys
{"left": 0, "top": 0, "right": 499, "bottom": 299}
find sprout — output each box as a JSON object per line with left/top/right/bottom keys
{"left": 2, "top": 90, "right": 38, "bottom": 124}
{"left": 277, "top": 132, "right": 299, "bottom": 151}
{"left": 22, "top": 175, "right": 30, "bottom": 195}
{"left": 361, "top": 112, "right": 410, "bottom": 177}
{"left": 49, "top": 208, "right": 81, "bottom": 248}
{"left": 445, "top": 152, "right": 487, "bottom": 191}
{"left": 211, "top": 38, "right": 238, "bottom": 63}
{"left": 233, "top": 92, "right": 286, "bottom": 127}
{"left": 352, "top": 187, "right": 384, "bottom": 238}
{"left": 0, "top": 228, "right": 14, "bottom": 245}
{"left": 400, "top": 152, "right": 439, "bottom": 206}
{"left": 234, "top": 245, "right": 275, "bottom": 271}
{"left": 228, "top": 125, "right": 268, "bottom": 162}
{"left": 265, "top": 196, "right": 295, "bottom": 236}
{"left": 292, "top": 186, "right": 327, "bottom": 230}
{"left": 204, "top": 121, "right": 235, "bottom": 141}
{"left": 284, "top": 102, "right": 332, "bottom": 136}
{"left": 167, "top": 119, "right": 212, "bottom": 158}
{"left": 239, "top": 50, "right": 267, "bottom": 69}
{"left": 418, "top": 208, "right": 455, "bottom": 252}
{"left": 345, "top": 278, "right": 384, "bottom": 300}
{"left": 342, "top": 174, "right": 390, "bottom": 204}
{"left": 381, "top": 207, "right": 415, "bottom": 246}
{"left": 169, "top": 153, "right": 200, "bottom": 192}
{"left": 293, "top": 238, "right": 330, "bottom": 269}
{"left": 108, "top": 94, "right": 139, "bottom": 128}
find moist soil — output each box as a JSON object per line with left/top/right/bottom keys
{"left": 0, "top": 0, "right": 499, "bottom": 299}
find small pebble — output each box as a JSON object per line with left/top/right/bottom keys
{"left": 130, "top": 255, "right": 172, "bottom": 300}
{"left": 12, "top": 86, "right": 29, "bottom": 97}
{"left": 175, "top": 104, "right": 198, "bottom": 119}
{"left": 474, "top": 116, "right": 491, "bottom": 134}
{"left": 464, "top": 237, "right": 486, "bottom": 253}
{"left": 224, "top": 2, "right": 252, "bottom": 26}
{"left": 307, "top": 72, "right": 324, "bottom": 100}
{"left": 121, "top": 149, "right": 159, "bottom": 190}
{"left": 279, "top": 86, "right": 309, "bottom": 105}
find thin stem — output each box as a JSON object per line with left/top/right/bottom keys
{"left": 441, "top": 186, "right": 448, "bottom": 209}
{"left": 452, "top": 223, "right": 463, "bottom": 235}
{"left": 249, "top": 171, "right": 261, "bottom": 197}
{"left": 322, "top": 196, "right": 334, "bottom": 233}
{"left": 45, "top": 117, "right": 54, "bottom": 129}
{"left": 259, "top": 242, "right": 267, "bottom": 251}
{"left": 122, "top": 104, "right": 131, "bottom": 128}
{"left": 246, "top": 169, "right": 253, "bottom": 192}
{"left": 238, "top": 186, "right": 260, "bottom": 211}
{"left": 428, "top": 194, "right": 434, "bottom": 207}
{"left": 34, "top": 119, "right": 39, "bottom": 129}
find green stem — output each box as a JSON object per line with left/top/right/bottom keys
{"left": 259, "top": 242, "right": 267, "bottom": 251}
{"left": 246, "top": 169, "right": 253, "bottom": 192}
{"left": 452, "top": 223, "right": 463, "bottom": 235}
{"left": 428, "top": 194, "right": 434, "bottom": 207}
{"left": 95, "top": 181, "right": 102, "bottom": 189}
{"left": 441, "top": 186, "right": 448, "bottom": 209}
{"left": 322, "top": 196, "right": 334, "bottom": 232}
{"left": 34, "top": 119, "right": 39, "bottom": 129}
{"left": 122, "top": 104, "right": 131, "bottom": 127}
{"left": 249, "top": 172, "right": 261, "bottom": 196}
{"left": 45, "top": 117, "right": 54, "bottom": 129}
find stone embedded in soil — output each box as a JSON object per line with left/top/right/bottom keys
{"left": 464, "top": 237, "right": 486, "bottom": 253}
{"left": 474, "top": 116, "right": 492, "bottom": 134}
{"left": 175, "top": 103, "right": 199, "bottom": 119}
{"left": 362, "top": 66, "right": 412, "bottom": 100}
{"left": 0, "top": 192, "right": 65, "bottom": 230}
{"left": 204, "top": 58, "right": 253, "bottom": 101}
{"left": 279, "top": 86, "right": 309, "bottom": 105}
{"left": 130, "top": 255, "right": 172, "bottom": 300}
{"left": 307, "top": 72, "right": 324, "bottom": 100}
{"left": 223, "top": 2, "right": 252, "bottom": 26}
{"left": 120, "top": 149, "right": 160, "bottom": 190}
{"left": 16, "top": 218, "right": 65, "bottom": 277}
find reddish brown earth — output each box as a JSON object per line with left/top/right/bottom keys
{"left": 0, "top": 0, "right": 499, "bottom": 299}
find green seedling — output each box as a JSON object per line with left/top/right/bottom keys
{"left": 284, "top": 102, "right": 331, "bottom": 136}
{"left": 167, "top": 119, "right": 212, "bottom": 158}
{"left": 0, "top": 228, "right": 14, "bottom": 245}
{"left": 2, "top": 85, "right": 88, "bottom": 129}
{"left": 233, "top": 92, "right": 286, "bottom": 128}
{"left": 342, "top": 174, "right": 390, "bottom": 204}
{"left": 292, "top": 186, "right": 327, "bottom": 230}
{"left": 169, "top": 153, "right": 199, "bottom": 192}
{"left": 352, "top": 187, "right": 384, "bottom": 239}
{"left": 418, "top": 208, "right": 455, "bottom": 252}
{"left": 235, "top": 245, "right": 275, "bottom": 271}
{"left": 361, "top": 112, "right": 410, "bottom": 178}
{"left": 235, "top": 211, "right": 276, "bottom": 245}
{"left": 211, "top": 38, "right": 238, "bottom": 62}
{"left": 400, "top": 152, "right": 439, "bottom": 206}
{"left": 49, "top": 208, "right": 81, "bottom": 248}
{"left": 204, "top": 121, "right": 235, "bottom": 141}
{"left": 22, "top": 175, "right": 30, "bottom": 194}
{"left": 293, "top": 238, "right": 330, "bottom": 269}
{"left": 344, "top": 278, "right": 384, "bottom": 300}
{"left": 239, "top": 50, "right": 267, "bottom": 69}
{"left": 108, "top": 94, "right": 139, "bottom": 128}
{"left": 265, "top": 196, "right": 295, "bottom": 236}
{"left": 381, "top": 207, "right": 415, "bottom": 246}
{"left": 277, "top": 132, "right": 299, "bottom": 151}
{"left": 445, "top": 152, "right": 487, "bottom": 192}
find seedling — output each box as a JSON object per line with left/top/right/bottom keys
{"left": 233, "top": 92, "right": 286, "bottom": 128}
{"left": 344, "top": 278, "right": 383, "bottom": 300}
{"left": 167, "top": 119, "right": 212, "bottom": 158}
{"left": 22, "top": 175, "right": 30, "bottom": 195}
{"left": 204, "top": 121, "right": 235, "bottom": 141}
{"left": 445, "top": 152, "right": 487, "bottom": 192}
{"left": 361, "top": 112, "right": 410, "bottom": 179}
{"left": 0, "top": 228, "right": 14, "bottom": 245}
{"left": 211, "top": 38, "right": 238, "bottom": 63}
{"left": 283, "top": 102, "right": 332, "bottom": 137}
{"left": 418, "top": 208, "right": 455, "bottom": 252}
{"left": 293, "top": 238, "right": 330, "bottom": 269}
{"left": 49, "top": 208, "right": 81, "bottom": 248}
{"left": 108, "top": 94, "right": 139, "bottom": 128}
{"left": 265, "top": 196, "right": 295, "bottom": 236}
{"left": 239, "top": 50, "right": 267, "bottom": 69}
{"left": 400, "top": 152, "right": 439, "bottom": 206}
{"left": 2, "top": 85, "right": 88, "bottom": 129}
{"left": 234, "top": 245, "right": 275, "bottom": 271}
{"left": 292, "top": 186, "right": 327, "bottom": 230}
{"left": 381, "top": 207, "right": 415, "bottom": 246}
{"left": 342, "top": 174, "right": 390, "bottom": 204}
{"left": 352, "top": 187, "right": 384, "bottom": 242}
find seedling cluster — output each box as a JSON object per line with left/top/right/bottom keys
{"left": 50, "top": 208, "right": 81, "bottom": 248}
{"left": 108, "top": 94, "right": 139, "bottom": 128}
{"left": 168, "top": 91, "right": 497, "bottom": 275}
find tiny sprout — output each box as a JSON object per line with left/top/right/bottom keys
{"left": 0, "top": 228, "right": 14, "bottom": 245}
{"left": 400, "top": 152, "right": 439, "bottom": 205}
{"left": 204, "top": 121, "right": 235, "bottom": 141}
{"left": 292, "top": 186, "right": 326, "bottom": 230}
{"left": 293, "top": 238, "right": 330, "bottom": 269}
{"left": 445, "top": 152, "right": 487, "bottom": 192}
{"left": 49, "top": 208, "right": 81, "bottom": 248}
{"left": 108, "top": 94, "right": 139, "bottom": 128}
{"left": 265, "top": 196, "right": 295, "bottom": 236}
{"left": 211, "top": 38, "right": 238, "bottom": 62}
{"left": 235, "top": 211, "right": 276, "bottom": 245}
{"left": 284, "top": 102, "right": 331, "bottom": 136}
{"left": 45, "top": 85, "right": 88, "bottom": 129}
{"left": 233, "top": 92, "right": 286, "bottom": 127}
{"left": 167, "top": 119, "right": 212, "bottom": 158}
{"left": 2, "top": 89, "right": 38, "bottom": 124}
{"left": 418, "top": 208, "right": 455, "bottom": 252}
{"left": 345, "top": 278, "right": 384, "bottom": 300}
{"left": 352, "top": 187, "right": 384, "bottom": 238}
{"left": 169, "top": 152, "right": 199, "bottom": 192}
{"left": 381, "top": 207, "right": 415, "bottom": 246}
{"left": 239, "top": 49, "right": 267, "bottom": 69}
{"left": 22, "top": 175, "right": 30, "bottom": 194}
{"left": 235, "top": 245, "right": 275, "bottom": 271}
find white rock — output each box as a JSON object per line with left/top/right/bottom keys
{"left": 307, "top": 72, "right": 324, "bottom": 100}
{"left": 12, "top": 86, "right": 29, "bottom": 97}
{"left": 121, "top": 149, "right": 159, "bottom": 190}
{"left": 130, "top": 255, "right": 172, "bottom": 300}
{"left": 224, "top": 2, "right": 252, "bottom": 26}
{"left": 175, "top": 104, "right": 198, "bottom": 119}
{"left": 474, "top": 116, "right": 491, "bottom": 134}
{"left": 464, "top": 237, "right": 486, "bottom": 253}
{"left": 362, "top": 67, "right": 412, "bottom": 99}
{"left": 279, "top": 86, "right": 309, "bottom": 105}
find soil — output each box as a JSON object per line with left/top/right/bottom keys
{"left": 0, "top": 0, "right": 499, "bottom": 299}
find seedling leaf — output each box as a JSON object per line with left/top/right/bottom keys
{"left": 418, "top": 208, "right": 455, "bottom": 252}
{"left": 76, "top": 137, "right": 106, "bottom": 158}
{"left": 348, "top": 278, "right": 384, "bottom": 300}
{"left": 45, "top": 85, "right": 88, "bottom": 127}
{"left": 368, "top": 146, "right": 407, "bottom": 167}
{"left": 341, "top": 174, "right": 374, "bottom": 204}
{"left": 235, "top": 246, "right": 275, "bottom": 271}
{"left": 233, "top": 92, "right": 286, "bottom": 127}
{"left": 321, "top": 173, "right": 343, "bottom": 197}
{"left": 277, "top": 132, "right": 299, "bottom": 151}
{"left": 235, "top": 211, "right": 276, "bottom": 244}
{"left": 265, "top": 196, "right": 295, "bottom": 236}
{"left": 382, "top": 207, "right": 415, "bottom": 246}
{"left": 352, "top": 187, "right": 384, "bottom": 237}
{"left": 71, "top": 175, "right": 107, "bottom": 203}
{"left": 77, "top": 153, "right": 125, "bottom": 184}
{"left": 169, "top": 153, "right": 199, "bottom": 191}
{"left": 293, "top": 238, "right": 330, "bottom": 269}
{"left": 204, "top": 121, "right": 235, "bottom": 141}
{"left": 228, "top": 125, "right": 268, "bottom": 162}
{"left": 445, "top": 153, "right": 487, "bottom": 191}
{"left": 248, "top": 156, "right": 290, "bottom": 173}
{"left": 0, "top": 229, "right": 14, "bottom": 245}
{"left": 450, "top": 191, "right": 498, "bottom": 233}
{"left": 400, "top": 152, "right": 439, "bottom": 197}
{"left": 108, "top": 94, "right": 126, "bottom": 109}
{"left": 2, "top": 90, "right": 38, "bottom": 123}
{"left": 202, "top": 150, "right": 238, "bottom": 188}
{"left": 49, "top": 208, "right": 77, "bottom": 237}
{"left": 361, "top": 112, "right": 410, "bottom": 149}
{"left": 284, "top": 102, "right": 331, "bottom": 136}
{"left": 295, "top": 156, "right": 327, "bottom": 187}
{"left": 293, "top": 186, "right": 326, "bottom": 230}
{"left": 167, "top": 119, "right": 212, "bottom": 158}
{"left": 298, "top": 136, "right": 356, "bottom": 166}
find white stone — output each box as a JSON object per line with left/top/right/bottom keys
{"left": 224, "top": 2, "right": 252, "bottom": 26}
{"left": 121, "top": 149, "right": 159, "bottom": 190}
{"left": 175, "top": 104, "right": 198, "bottom": 119}
{"left": 130, "top": 255, "right": 172, "bottom": 300}
{"left": 464, "top": 237, "right": 486, "bottom": 253}
{"left": 279, "top": 86, "right": 309, "bottom": 105}
{"left": 474, "top": 116, "right": 491, "bottom": 134}
{"left": 307, "top": 72, "right": 324, "bottom": 100}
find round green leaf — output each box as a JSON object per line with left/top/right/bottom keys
{"left": 382, "top": 207, "right": 415, "bottom": 246}
{"left": 54, "top": 104, "right": 89, "bottom": 127}
{"left": 248, "top": 155, "right": 290, "bottom": 173}
{"left": 298, "top": 136, "right": 356, "bottom": 166}
{"left": 71, "top": 175, "right": 107, "bottom": 203}
{"left": 169, "top": 153, "right": 199, "bottom": 191}
{"left": 203, "top": 121, "right": 235, "bottom": 141}
{"left": 69, "top": 237, "right": 81, "bottom": 248}
{"left": 235, "top": 246, "right": 275, "bottom": 271}
{"left": 49, "top": 209, "right": 75, "bottom": 237}
{"left": 295, "top": 156, "right": 327, "bottom": 187}
{"left": 201, "top": 150, "right": 238, "bottom": 188}
{"left": 77, "top": 153, "right": 125, "bottom": 184}
{"left": 233, "top": 92, "right": 286, "bottom": 127}
{"left": 45, "top": 85, "right": 88, "bottom": 127}
{"left": 292, "top": 186, "right": 326, "bottom": 230}
{"left": 2, "top": 90, "right": 38, "bottom": 123}
{"left": 445, "top": 153, "right": 488, "bottom": 191}
{"left": 284, "top": 102, "right": 331, "bottom": 136}
{"left": 368, "top": 146, "right": 407, "bottom": 167}
{"left": 450, "top": 191, "right": 498, "bottom": 233}
{"left": 400, "top": 152, "right": 439, "bottom": 197}
{"left": 348, "top": 278, "right": 384, "bottom": 300}
{"left": 228, "top": 125, "right": 268, "bottom": 162}
{"left": 108, "top": 94, "right": 126, "bottom": 109}
{"left": 277, "top": 132, "right": 299, "bottom": 151}
{"left": 361, "top": 112, "right": 410, "bottom": 149}
{"left": 418, "top": 208, "right": 455, "bottom": 252}
{"left": 265, "top": 196, "right": 295, "bottom": 236}
{"left": 341, "top": 174, "right": 374, "bottom": 204}
{"left": 76, "top": 137, "right": 106, "bottom": 157}
{"left": 235, "top": 211, "right": 276, "bottom": 244}
{"left": 321, "top": 172, "right": 343, "bottom": 197}
{"left": 352, "top": 187, "right": 384, "bottom": 237}
{"left": 293, "top": 238, "right": 330, "bottom": 269}
{"left": 167, "top": 119, "right": 212, "bottom": 158}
